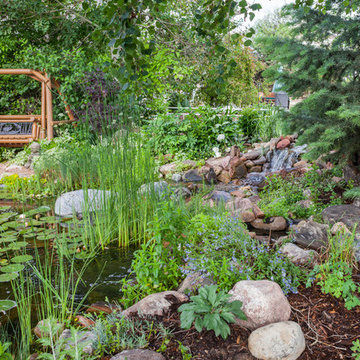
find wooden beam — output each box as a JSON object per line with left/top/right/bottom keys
{"left": 41, "top": 81, "right": 46, "bottom": 139}
{"left": 0, "top": 115, "right": 41, "bottom": 119}
{"left": 45, "top": 73, "right": 54, "bottom": 140}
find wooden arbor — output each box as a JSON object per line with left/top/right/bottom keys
{"left": 0, "top": 69, "right": 75, "bottom": 146}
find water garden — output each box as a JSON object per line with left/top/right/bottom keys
{"left": 1, "top": 0, "right": 360, "bottom": 359}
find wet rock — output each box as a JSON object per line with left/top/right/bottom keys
{"left": 292, "top": 220, "right": 329, "bottom": 250}
{"left": 248, "top": 321, "right": 305, "bottom": 360}
{"left": 122, "top": 291, "right": 188, "bottom": 317}
{"left": 250, "top": 217, "right": 287, "bottom": 231}
{"left": 183, "top": 169, "right": 203, "bottom": 182}
{"left": 177, "top": 272, "right": 214, "bottom": 295}
{"left": 171, "top": 173, "right": 182, "bottom": 183}
{"left": 322, "top": 205, "right": 360, "bottom": 232}
{"left": 249, "top": 166, "right": 262, "bottom": 173}
{"left": 228, "top": 280, "right": 291, "bottom": 330}
{"left": 276, "top": 138, "right": 291, "bottom": 149}
{"left": 243, "top": 150, "right": 261, "bottom": 160}
{"left": 280, "top": 243, "right": 318, "bottom": 266}
{"left": 253, "top": 156, "right": 266, "bottom": 166}
{"left": 247, "top": 173, "right": 266, "bottom": 187}
{"left": 110, "top": 349, "right": 165, "bottom": 360}
{"left": 159, "top": 162, "right": 177, "bottom": 176}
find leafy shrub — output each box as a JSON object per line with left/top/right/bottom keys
{"left": 178, "top": 285, "right": 246, "bottom": 339}
{"left": 259, "top": 169, "right": 348, "bottom": 220}
{"left": 182, "top": 214, "right": 306, "bottom": 295}
{"left": 352, "top": 339, "right": 360, "bottom": 360}
{"left": 307, "top": 231, "right": 360, "bottom": 310}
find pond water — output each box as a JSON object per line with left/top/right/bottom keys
{"left": 0, "top": 198, "right": 134, "bottom": 310}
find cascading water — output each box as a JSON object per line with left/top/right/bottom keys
{"left": 264, "top": 144, "right": 307, "bottom": 173}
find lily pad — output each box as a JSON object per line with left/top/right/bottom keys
{"left": 41, "top": 216, "right": 60, "bottom": 223}
{"left": 24, "top": 206, "right": 51, "bottom": 216}
{"left": 0, "top": 236, "right": 18, "bottom": 243}
{"left": 0, "top": 299, "right": 16, "bottom": 311}
{"left": 1, "top": 264, "right": 25, "bottom": 273}
{"left": 0, "top": 206, "right": 12, "bottom": 212}
{"left": 11, "top": 255, "right": 33, "bottom": 263}
{"left": 0, "top": 230, "right": 17, "bottom": 237}
{"left": 0, "top": 272, "right": 18, "bottom": 282}
{"left": 7, "top": 241, "right": 28, "bottom": 249}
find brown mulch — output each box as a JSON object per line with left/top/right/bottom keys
{"left": 142, "top": 285, "right": 360, "bottom": 360}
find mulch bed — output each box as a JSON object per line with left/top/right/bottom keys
{"left": 143, "top": 284, "right": 360, "bottom": 360}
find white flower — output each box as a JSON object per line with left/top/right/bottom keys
{"left": 212, "top": 147, "right": 221, "bottom": 158}
{"left": 217, "top": 134, "right": 225, "bottom": 142}
{"left": 225, "top": 147, "right": 231, "bottom": 152}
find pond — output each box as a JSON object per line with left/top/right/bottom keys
{"left": 0, "top": 196, "right": 134, "bottom": 316}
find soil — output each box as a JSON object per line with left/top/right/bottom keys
{"left": 136, "top": 284, "right": 360, "bottom": 360}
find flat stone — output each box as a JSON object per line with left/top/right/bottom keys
{"left": 86, "top": 301, "right": 120, "bottom": 314}
{"left": 229, "top": 280, "right": 291, "bottom": 330}
{"left": 276, "top": 138, "right": 291, "bottom": 149}
{"left": 243, "top": 150, "right": 261, "bottom": 160}
{"left": 247, "top": 173, "right": 265, "bottom": 187}
{"left": 280, "top": 243, "right": 318, "bottom": 266}
{"left": 234, "top": 163, "right": 248, "bottom": 178}
{"left": 171, "top": 173, "right": 182, "bottom": 183}
{"left": 249, "top": 166, "right": 262, "bottom": 173}
{"left": 253, "top": 156, "right": 266, "bottom": 165}
{"left": 217, "top": 170, "right": 232, "bottom": 184}
{"left": 230, "top": 190, "right": 246, "bottom": 198}
{"left": 248, "top": 321, "right": 305, "bottom": 360}
{"left": 331, "top": 222, "right": 352, "bottom": 236}
{"left": 207, "top": 190, "right": 232, "bottom": 203}
{"left": 206, "top": 156, "right": 231, "bottom": 169}
{"left": 322, "top": 205, "right": 360, "bottom": 232}
{"left": 183, "top": 169, "right": 203, "bottom": 182}
{"left": 122, "top": 291, "right": 187, "bottom": 317}
{"left": 250, "top": 217, "right": 287, "bottom": 231}
{"left": 292, "top": 220, "right": 329, "bottom": 250}
{"left": 110, "top": 349, "right": 165, "bottom": 360}
{"left": 159, "top": 162, "right": 177, "bottom": 176}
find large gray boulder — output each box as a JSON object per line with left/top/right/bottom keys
{"left": 110, "top": 349, "right": 165, "bottom": 360}
{"left": 292, "top": 220, "right": 329, "bottom": 250}
{"left": 122, "top": 291, "right": 187, "bottom": 317}
{"left": 54, "top": 189, "right": 112, "bottom": 217}
{"left": 322, "top": 205, "right": 360, "bottom": 233}
{"left": 248, "top": 321, "right": 305, "bottom": 360}
{"left": 228, "top": 280, "right": 291, "bottom": 330}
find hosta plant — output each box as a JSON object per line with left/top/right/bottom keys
{"left": 178, "top": 285, "right": 246, "bottom": 339}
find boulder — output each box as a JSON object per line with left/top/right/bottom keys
{"left": 294, "top": 220, "right": 329, "bottom": 249}
{"left": 171, "top": 173, "right": 182, "bottom": 183}
{"left": 294, "top": 160, "right": 308, "bottom": 168}
{"left": 183, "top": 169, "right": 203, "bottom": 182}
{"left": 228, "top": 280, "right": 291, "bottom": 330}
{"left": 86, "top": 301, "right": 120, "bottom": 314}
{"left": 243, "top": 150, "right": 261, "bottom": 160}
{"left": 250, "top": 217, "right": 287, "bottom": 231}
{"left": 58, "top": 329, "right": 97, "bottom": 355}
{"left": 204, "top": 167, "right": 217, "bottom": 184}
{"left": 249, "top": 166, "right": 262, "bottom": 173}
{"left": 322, "top": 205, "right": 360, "bottom": 232}
{"left": 253, "top": 156, "right": 266, "bottom": 166}
{"left": 54, "top": 189, "right": 114, "bottom": 217}
{"left": 110, "top": 349, "right": 165, "bottom": 360}
{"left": 233, "top": 163, "right": 248, "bottom": 179}
{"left": 159, "top": 162, "right": 177, "bottom": 176}
{"left": 122, "top": 291, "right": 187, "bottom": 317}
{"left": 138, "top": 182, "right": 170, "bottom": 198}
{"left": 206, "top": 156, "right": 231, "bottom": 169}
{"left": 172, "top": 187, "right": 192, "bottom": 200}
{"left": 182, "top": 160, "right": 197, "bottom": 168}
{"left": 207, "top": 190, "right": 232, "bottom": 203}
{"left": 276, "top": 138, "right": 291, "bottom": 149}
{"left": 248, "top": 321, "right": 305, "bottom": 360}
{"left": 34, "top": 320, "right": 64, "bottom": 338}
{"left": 230, "top": 190, "right": 246, "bottom": 198}
{"left": 177, "top": 272, "right": 214, "bottom": 294}
{"left": 217, "top": 170, "right": 232, "bottom": 184}
{"left": 247, "top": 173, "right": 266, "bottom": 187}
{"left": 331, "top": 222, "right": 352, "bottom": 236}
{"left": 280, "top": 243, "right": 318, "bottom": 266}
{"left": 292, "top": 220, "right": 329, "bottom": 250}
{"left": 245, "top": 160, "right": 255, "bottom": 168}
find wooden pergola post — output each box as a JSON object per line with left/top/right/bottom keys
{"left": 41, "top": 81, "right": 46, "bottom": 139}
{"left": 45, "top": 73, "right": 53, "bottom": 140}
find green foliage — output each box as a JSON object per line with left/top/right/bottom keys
{"left": 352, "top": 339, "right": 360, "bottom": 360}
{"left": 307, "top": 232, "right": 360, "bottom": 309}
{"left": 178, "top": 285, "right": 246, "bottom": 339}
{"left": 259, "top": 169, "right": 347, "bottom": 220}
{"left": 0, "top": 341, "right": 12, "bottom": 360}
{"left": 344, "top": 187, "right": 360, "bottom": 200}
{"left": 255, "top": 4, "right": 360, "bottom": 164}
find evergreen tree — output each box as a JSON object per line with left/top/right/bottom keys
{"left": 255, "top": 4, "right": 360, "bottom": 167}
